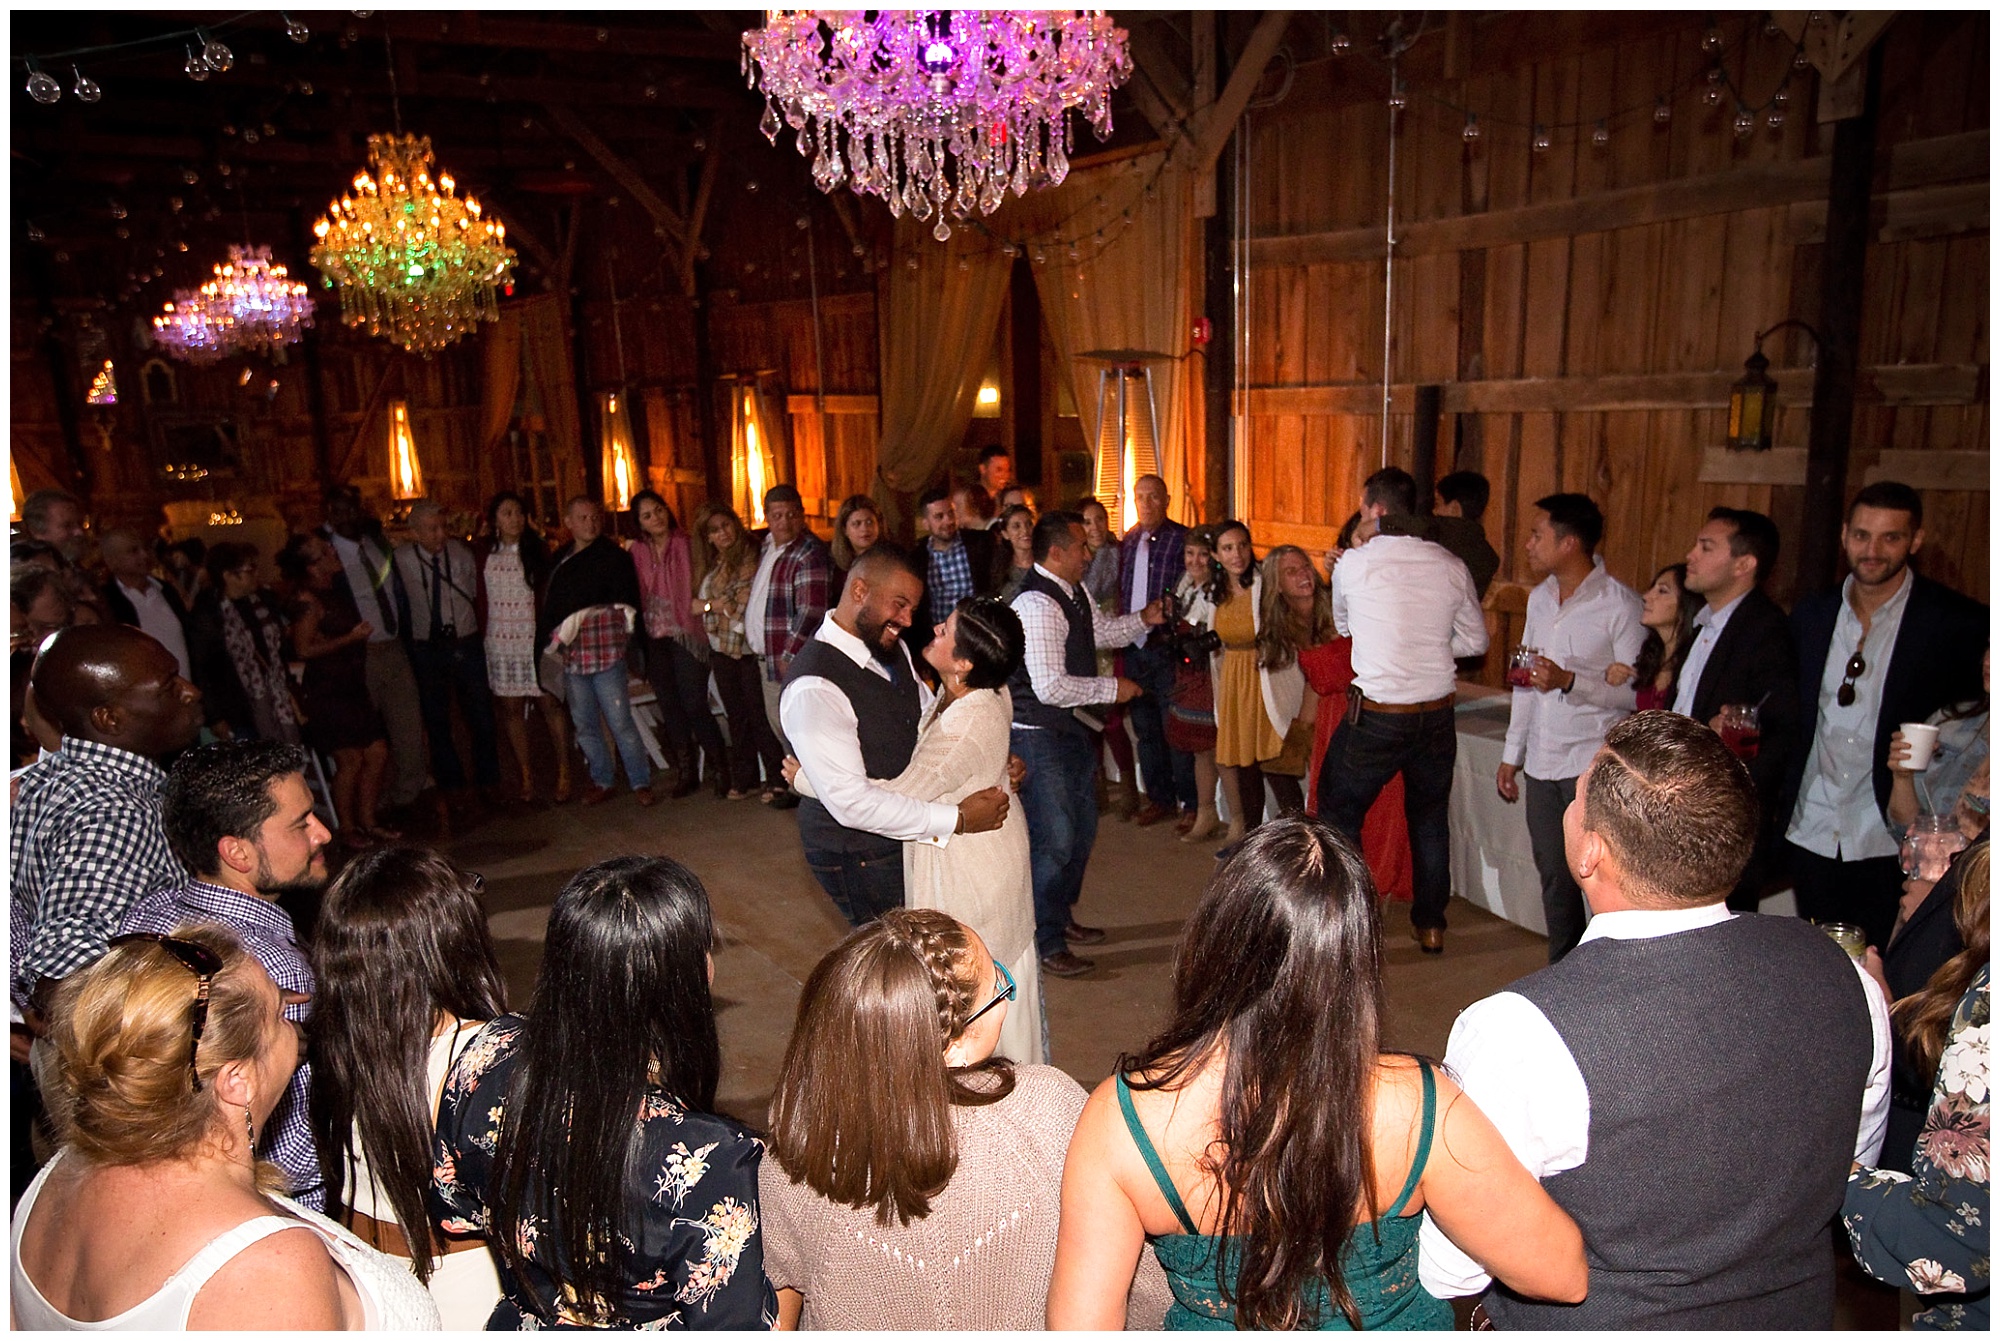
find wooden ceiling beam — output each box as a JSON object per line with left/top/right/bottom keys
{"left": 542, "top": 103, "right": 690, "bottom": 248}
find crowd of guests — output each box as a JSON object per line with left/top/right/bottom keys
{"left": 9, "top": 451, "right": 1988, "bottom": 1330}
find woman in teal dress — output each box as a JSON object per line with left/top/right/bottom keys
{"left": 1048, "top": 818, "right": 1588, "bottom": 1330}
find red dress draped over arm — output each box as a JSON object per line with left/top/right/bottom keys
{"left": 1298, "top": 638, "right": 1414, "bottom": 901}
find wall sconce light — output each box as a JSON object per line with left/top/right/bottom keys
{"left": 1727, "top": 319, "right": 1820, "bottom": 453}
{"left": 387, "top": 399, "right": 425, "bottom": 500}
{"left": 972, "top": 381, "right": 1001, "bottom": 419}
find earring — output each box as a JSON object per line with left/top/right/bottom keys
{"left": 244, "top": 1104, "right": 257, "bottom": 1154}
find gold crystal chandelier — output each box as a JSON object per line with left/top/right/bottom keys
{"left": 309, "top": 134, "right": 516, "bottom": 353}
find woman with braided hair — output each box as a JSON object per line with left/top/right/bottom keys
{"left": 758, "top": 908, "right": 1169, "bottom": 1329}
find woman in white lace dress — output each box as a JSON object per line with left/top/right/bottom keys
{"left": 892, "top": 598, "right": 1043, "bottom": 1064}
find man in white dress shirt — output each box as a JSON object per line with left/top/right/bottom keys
{"left": 781, "top": 549, "right": 1008, "bottom": 925}
{"left": 1420, "top": 711, "right": 1890, "bottom": 1329}
{"left": 1319, "top": 467, "right": 1488, "bottom": 955}
{"left": 98, "top": 528, "right": 194, "bottom": 683}
{"left": 1495, "top": 494, "right": 1644, "bottom": 963}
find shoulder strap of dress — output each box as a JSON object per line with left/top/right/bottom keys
{"left": 169, "top": 1216, "right": 311, "bottom": 1311}
{"left": 1384, "top": 1059, "right": 1437, "bottom": 1220}
{"left": 1115, "top": 1072, "right": 1200, "bottom": 1235}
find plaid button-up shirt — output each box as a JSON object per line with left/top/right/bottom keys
{"left": 565, "top": 605, "right": 632, "bottom": 677}
{"left": 759, "top": 532, "right": 833, "bottom": 682}
{"left": 10, "top": 737, "right": 185, "bottom": 1012}
{"left": 1115, "top": 519, "right": 1189, "bottom": 616}
{"left": 119, "top": 877, "right": 324, "bottom": 1210}
{"left": 925, "top": 536, "right": 977, "bottom": 615}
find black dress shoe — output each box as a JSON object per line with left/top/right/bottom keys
{"left": 1040, "top": 950, "right": 1095, "bottom": 978}
{"left": 1065, "top": 920, "right": 1107, "bottom": 945}
{"left": 1413, "top": 926, "right": 1444, "bottom": 955}
{"left": 767, "top": 788, "right": 801, "bottom": 810}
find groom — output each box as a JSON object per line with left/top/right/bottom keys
{"left": 781, "top": 548, "right": 1010, "bottom": 925}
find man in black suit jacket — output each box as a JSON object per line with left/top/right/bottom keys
{"left": 907, "top": 484, "right": 997, "bottom": 662}
{"left": 97, "top": 527, "right": 194, "bottom": 683}
{"left": 1674, "top": 507, "right": 1801, "bottom": 911}
{"left": 1783, "top": 482, "right": 1988, "bottom": 947}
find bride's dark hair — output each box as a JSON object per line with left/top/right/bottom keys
{"left": 949, "top": 596, "right": 1024, "bottom": 689}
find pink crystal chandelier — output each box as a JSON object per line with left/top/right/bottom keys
{"left": 742, "top": 10, "right": 1132, "bottom": 241}
{"left": 153, "top": 245, "right": 314, "bottom": 364}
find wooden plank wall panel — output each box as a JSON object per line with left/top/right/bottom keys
{"left": 1239, "top": 11, "right": 1989, "bottom": 608}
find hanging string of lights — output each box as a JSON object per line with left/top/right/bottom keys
{"left": 16, "top": 12, "right": 311, "bottom": 105}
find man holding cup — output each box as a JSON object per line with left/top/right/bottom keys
{"left": 1784, "top": 482, "right": 1987, "bottom": 948}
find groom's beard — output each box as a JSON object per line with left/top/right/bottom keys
{"left": 853, "top": 613, "right": 903, "bottom": 666}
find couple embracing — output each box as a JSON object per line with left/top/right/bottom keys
{"left": 779, "top": 548, "right": 1046, "bottom": 1063}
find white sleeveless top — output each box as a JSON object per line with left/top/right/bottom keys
{"left": 11, "top": 1151, "right": 441, "bottom": 1331}
{"left": 341, "top": 1021, "right": 503, "bottom": 1329}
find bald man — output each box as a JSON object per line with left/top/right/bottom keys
{"left": 98, "top": 528, "right": 194, "bottom": 682}
{"left": 11, "top": 624, "right": 203, "bottom": 1019}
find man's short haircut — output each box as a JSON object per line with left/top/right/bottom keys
{"left": 976, "top": 444, "right": 1012, "bottom": 466}
{"left": 406, "top": 499, "right": 445, "bottom": 527}
{"left": 1585, "top": 712, "right": 1759, "bottom": 906}
{"left": 11, "top": 563, "right": 68, "bottom": 616}
{"left": 917, "top": 483, "right": 953, "bottom": 513}
{"left": 846, "top": 545, "right": 922, "bottom": 593}
{"left": 1435, "top": 471, "right": 1491, "bottom": 520}
{"left": 1705, "top": 506, "right": 1780, "bottom": 585}
{"left": 1535, "top": 493, "right": 1605, "bottom": 555}
{"left": 21, "top": 489, "right": 80, "bottom": 533}
{"left": 1361, "top": 467, "right": 1418, "bottom": 518}
{"left": 564, "top": 494, "right": 598, "bottom": 515}
{"left": 1847, "top": 480, "right": 1923, "bottom": 530}
{"left": 764, "top": 483, "right": 803, "bottom": 510}
{"left": 1031, "top": 509, "right": 1085, "bottom": 563}
{"left": 162, "top": 740, "right": 309, "bottom": 879}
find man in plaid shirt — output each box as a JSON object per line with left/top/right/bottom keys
{"left": 746, "top": 485, "right": 831, "bottom": 805}
{"left": 121, "top": 740, "right": 330, "bottom": 1209}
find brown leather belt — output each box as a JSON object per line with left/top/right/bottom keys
{"left": 346, "top": 1210, "right": 487, "bottom": 1259}
{"left": 1347, "top": 686, "right": 1456, "bottom": 718}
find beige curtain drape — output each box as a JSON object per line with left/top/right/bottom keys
{"left": 477, "top": 305, "right": 524, "bottom": 503}
{"left": 874, "top": 216, "right": 1013, "bottom": 531}
{"left": 999, "top": 151, "right": 1199, "bottom": 526}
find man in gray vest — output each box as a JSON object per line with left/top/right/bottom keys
{"left": 781, "top": 549, "right": 1009, "bottom": 925}
{"left": 1419, "top": 710, "right": 1891, "bottom": 1328}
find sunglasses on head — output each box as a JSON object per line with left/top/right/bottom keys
{"left": 108, "top": 933, "right": 223, "bottom": 1093}
{"left": 961, "top": 958, "right": 1017, "bottom": 1032}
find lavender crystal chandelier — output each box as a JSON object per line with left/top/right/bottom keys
{"left": 153, "top": 245, "right": 314, "bottom": 364}
{"left": 742, "top": 10, "right": 1133, "bottom": 241}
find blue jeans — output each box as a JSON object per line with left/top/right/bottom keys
{"left": 408, "top": 636, "right": 501, "bottom": 789}
{"left": 1124, "top": 642, "right": 1198, "bottom": 811}
{"left": 1013, "top": 725, "right": 1100, "bottom": 959}
{"left": 567, "top": 665, "right": 655, "bottom": 791}
{"left": 1315, "top": 704, "right": 1457, "bottom": 931}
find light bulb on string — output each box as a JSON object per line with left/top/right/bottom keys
{"left": 1462, "top": 112, "right": 1480, "bottom": 143}
{"left": 284, "top": 14, "right": 311, "bottom": 43}
{"left": 1591, "top": 120, "right": 1609, "bottom": 148}
{"left": 1387, "top": 79, "right": 1406, "bottom": 112}
{"left": 1794, "top": 49, "right": 1811, "bottom": 71}
{"left": 1329, "top": 28, "right": 1351, "bottom": 56}
{"left": 25, "top": 57, "right": 61, "bottom": 104}
{"left": 185, "top": 45, "right": 211, "bottom": 82}
{"left": 1654, "top": 96, "right": 1672, "bottom": 125}
{"left": 198, "top": 29, "right": 233, "bottom": 74}
{"left": 1704, "top": 78, "right": 1723, "bottom": 108}
{"left": 1532, "top": 124, "right": 1552, "bottom": 153}
{"left": 1701, "top": 26, "right": 1723, "bottom": 51}
{"left": 71, "top": 65, "right": 101, "bottom": 103}
{"left": 1733, "top": 107, "right": 1755, "bottom": 137}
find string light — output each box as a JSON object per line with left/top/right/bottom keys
{"left": 24, "top": 57, "right": 60, "bottom": 104}
{"left": 70, "top": 65, "right": 100, "bottom": 103}
{"left": 1462, "top": 112, "right": 1480, "bottom": 143}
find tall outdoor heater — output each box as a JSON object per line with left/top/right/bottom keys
{"left": 1078, "top": 349, "right": 1171, "bottom": 531}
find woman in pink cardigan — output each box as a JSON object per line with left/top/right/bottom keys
{"left": 631, "top": 490, "right": 728, "bottom": 798}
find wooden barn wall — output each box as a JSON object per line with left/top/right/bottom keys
{"left": 1237, "top": 11, "right": 1988, "bottom": 625}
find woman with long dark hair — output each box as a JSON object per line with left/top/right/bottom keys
{"left": 631, "top": 489, "right": 727, "bottom": 798}
{"left": 310, "top": 845, "right": 508, "bottom": 1326}
{"left": 429, "top": 856, "right": 774, "bottom": 1329}
{"left": 761, "top": 908, "right": 1168, "bottom": 1328}
{"left": 1208, "top": 520, "right": 1276, "bottom": 848}
{"left": 1048, "top": 818, "right": 1586, "bottom": 1329}
{"left": 278, "top": 532, "right": 394, "bottom": 848}
{"left": 994, "top": 503, "right": 1037, "bottom": 601}
{"left": 829, "top": 493, "right": 887, "bottom": 582}
{"left": 695, "top": 501, "right": 785, "bottom": 800}
{"left": 1606, "top": 563, "right": 1700, "bottom": 712}
{"left": 188, "top": 541, "right": 299, "bottom": 744}
{"left": 1252, "top": 545, "right": 1331, "bottom": 818}
{"left": 481, "top": 491, "right": 574, "bottom": 804}
{"left": 1167, "top": 526, "right": 1224, "bottom": 842}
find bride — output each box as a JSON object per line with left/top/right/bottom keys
{"left": 792, "top": 596, "right": 1043, "bottom": 1063}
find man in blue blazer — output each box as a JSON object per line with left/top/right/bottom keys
{"left": 1783, "top": 481, "right": 1987, "bottom": 947}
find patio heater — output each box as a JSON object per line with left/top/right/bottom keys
{"left": 1079, "top": 349, "right": 1170, "bottom": 531}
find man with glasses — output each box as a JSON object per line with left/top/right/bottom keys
{"left": 120, "top": 739, "right": 332, "bottom": 1209}
{"left": 1784, "top": 483, "right": 1987, "bottom": 947}
{"left": 1675, "top": 507, "right": 1801, "bottom": 911}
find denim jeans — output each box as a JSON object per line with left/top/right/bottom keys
{"left": 566, "top": 664, "right": 655, "bottom": 791}
{"left": 1012, "top": 724, "right": 1100, "bottom": 959}
{"left": 799, "top": 802, "right": 906, "bottom": 926}
{"left": 1316, "top": 704, "right": 1457, "bottom": 931}
{"left": 408, "top": 636, "right": 502, "bottom": 789}
{"left": 1524, "top": 774, "right": 1585, "bottom": 962}
{"left": 1123, "top": 642, "right": 1197, "bottom": 811}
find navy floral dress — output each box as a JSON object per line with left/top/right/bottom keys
{"left": 429, "top": 1016, "right": 776, "bottom": 1330}
{"left": 1844, "top": 966, "right": 1990, "bottom": 1330}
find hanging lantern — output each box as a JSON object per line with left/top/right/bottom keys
{"left": 600, "top": 391, "right": 640, "bottom": 513}
{"left": 1726, "top": 348, "right": 1776, "bottom": 452}
{"left": 387, "top": 400, "right": 425, "bottom": 499}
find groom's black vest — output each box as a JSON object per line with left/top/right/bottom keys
{"left": 1007, "top": 568, "right": 1099, "bottom": 738}
{"left": 784, "top": 635, "right": 922, "bottom": 856}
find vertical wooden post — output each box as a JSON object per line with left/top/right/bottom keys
{"left": 1800, "top": 44, "right": 1881, "bottom": 594}
{"left": 1200, "top": 14, "right": 1235, "bottom": 523}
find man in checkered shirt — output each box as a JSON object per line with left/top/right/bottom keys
{"left": 120, "top": 740, "right": 332, "bottom": 1209}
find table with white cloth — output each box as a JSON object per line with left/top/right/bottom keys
{"left": 1449, "top": 686, "right": 1548, "bottom": 936}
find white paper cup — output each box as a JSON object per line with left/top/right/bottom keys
{"left": 1901, "top": 722, "right": 1941, "bottom": 771}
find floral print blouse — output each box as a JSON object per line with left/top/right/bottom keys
{"left": 1844, "top": 965, "right": 1990, "bottom": 1330}
{"left": 429, "top": 1015, "right": 776, "bottom": 1330}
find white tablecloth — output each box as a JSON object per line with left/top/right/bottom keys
{"left": 1450, "top": 689, "right": 1547, "bottom": 936}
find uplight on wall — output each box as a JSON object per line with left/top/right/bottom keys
{"left": 972, "top": 380, "right": 1002, "bottom": 419}
{"left": 387, "top": 400, "right": 425, "bottom": 501}
{"left": 8, "top": 455, "right": 23, "bottom": 522}
{"left": 600, "top": 391, "right": 640, "bottom": 513}
{"left": 732, "top": 384, "right": 777, "bottom": 528}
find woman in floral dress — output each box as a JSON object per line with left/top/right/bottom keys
{"left": 429, "top": 855, "right": 774, "bottom": 1329}
{"left": 481, "top": 492, "right": 574, "bottom": 804}
{"left": 1845, "top": 843, "right": 1990, "bottom": 1330}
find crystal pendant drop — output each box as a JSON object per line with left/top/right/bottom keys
{"left": 933, "top": 218, "right": 952, "bottom": 242}
{"left": 759, "top": 101, "right": 781, "bottom": 142}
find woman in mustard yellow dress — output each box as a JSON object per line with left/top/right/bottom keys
{"left": 1211, "top": 521, "right": 1279, "bottom": 847}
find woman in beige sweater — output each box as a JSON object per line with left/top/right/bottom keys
{"left": 759, "top": 909, "right": 1167, "bottom": 1330}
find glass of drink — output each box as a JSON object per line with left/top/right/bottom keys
{"left": 1718, "top": 703, "right": 1761, "bottom": 759}
{"left": 1901, "top": 813, "right": 1969, "bottom": 882}
{"left": 1817, "top": 922, "right": 1868, "bottom": 961}
{"left": 1507, "top": 646, "right": 1539, "bottom": 688}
